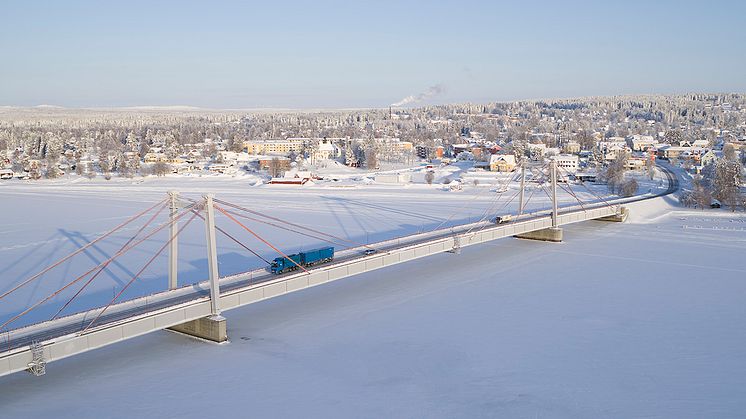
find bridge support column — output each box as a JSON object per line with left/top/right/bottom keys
{"left": 168, "top": 191, "right": 179, "bottom": 290}
{"left": 550, "top": 159, "right": 558, "bottom": 228}
{"left": 597, "top": 206, "right": 629, "bottom": 222}
{"left": 203, "top": 194, "right": 222, "bottom": 317}
{"left": 518, "top": 160, "right": 526, "bottom": 216}
{"left": 168, "top": 194, "right": 228, "bottom": 343}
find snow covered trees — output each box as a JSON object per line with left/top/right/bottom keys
{"left": 45, "top": 160, "right": 62, "bottom": 179}
{"left": 603, "top": 154, "right": 628, "bottom": 193}
{"left": 365, "top": 147, "right": 378, "bottom": 170}
{"left": 620, "top": 178, "right": 638, "bottom": 197}
{"left": 645, "top": 155, "right": 656, "bottom": 180}
{"left": 687, "top": 175, "right": 713, "bottom": 209}
{"left": 703, "top": 159, "right": 743, "bottom": 211}
{"left": 425, "top": 171, "right": 435, "bottom": 185}
{"left": 151, "top": 161, "right": 171, "bottom": 177}
{"left": 344, "top": 146, "right": 358, "bottom": 167}
{"left": 268, "top": 158, "right": 283, "bottom": 178}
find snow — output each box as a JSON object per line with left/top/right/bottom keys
{"left": 2, "top": 172, "right": 745, "bottom": 417}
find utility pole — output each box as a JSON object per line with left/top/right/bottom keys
{"left": 203, "top": 194, "right": 221, "bottom": 316}
{"left": 550, "top": 159, "right": 558, "bottom": 228}
{"left": 168, "top": 191, "right": 178, "bottom": 290}
{"left": 518, "top": 160, "right": 526, "bottom": 216}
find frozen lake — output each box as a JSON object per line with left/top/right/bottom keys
{"left": 2, "top": 176, "right": 744, "bottom": 418}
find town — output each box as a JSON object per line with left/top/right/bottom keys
{"left": 1, "top": 93, "right": 744, "bottom": 208}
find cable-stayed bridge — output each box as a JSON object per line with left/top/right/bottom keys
{"left": 0, "top": 162, "right": 678, "bottom": 378}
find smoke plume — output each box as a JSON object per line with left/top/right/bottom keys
{"left": 391, "top": 84, "right": 446, "bottom": 107}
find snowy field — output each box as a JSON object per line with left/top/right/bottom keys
{"left": 3, "top": 173, "right": 745, "bottom": 418}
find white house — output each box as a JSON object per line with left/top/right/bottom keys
{"left": 312, "top": 138, "right": 339, "bottom": 163}
{"left": 630, "top": 135, "right": 657, "bottom": 151}
{"left": 552, "top": 154, "right": 579, "bottom": 174}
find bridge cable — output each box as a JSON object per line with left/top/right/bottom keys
{"left": 0, "top": 197, "right": 169, "bottom": 302}
{"left": 0, "top": 203, "right": 197, "bottom": 332}
{"left": 428, "top": 171, "right": 516, "bottom": 233}
{"left": 214, "top": 198, "right": 374, "bottom": 251}
{"left": 81, "top": 210, "right": 200, "bottom": 333}
{"left": 220, "top": 208, "right": 355, "bottom": 250}
{"left": 51, "top": 201, "right": 171, "bottom": 319}
{"left": 556, "top": 165, "right": 616, "bottom": 210}
{"left": 189, "top": 210, "right": 273, "bottom": 265}
{"left": 213, "top": 204, "right": 310, "bottom": 274}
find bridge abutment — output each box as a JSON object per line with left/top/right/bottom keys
{"left": 597, "top": 206, "right": 629, "bottom": 223}
{"left": 169, "top": 315, "right": 227, "bottom": 343}
{"left": 515, "top": 227, "right": 563, "bottom": 243}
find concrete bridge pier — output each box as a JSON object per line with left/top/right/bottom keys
{"left": 169, "top": 315, "right": 227, "bottom": 342}
{"left": 515, "top": 227, "right": 563, "bottom": 242}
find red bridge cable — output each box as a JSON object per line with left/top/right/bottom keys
{"left": 190, "top": 210, "right": 272, "bottom": 265}
{"left": 213, "top": 198, "right": 373, "bottom": 250}
{"left": 221, "top": 208, "right": 353, "bottom": 250}
{"left": 81, "top": 211, "right": 200, "bottom": 333}
{"left": 0, "top": 197, "right": 169, "bottom": 301}
{"left": 0, "top": 203, "right": 197, "bottom": 332}
{"left": 214, "top": 204, "right": 310, "bottom": 274}
{"left": 52, "top": 201, "right": 170, "bottom": 319}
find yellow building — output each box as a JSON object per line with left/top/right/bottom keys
{"left": 563, "top": 141, "right": 581, "bottom": 154}
{"left": 489, "top": 154, "right": 517, "bottom": 172}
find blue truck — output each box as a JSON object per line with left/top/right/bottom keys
{"left": 270, "top": 246, "right": 335, "bottom": 274}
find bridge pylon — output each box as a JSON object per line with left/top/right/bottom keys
{"left": 515, "top": 160, "right": 563, "bottom": 242}
{"left": 168, "top": 191, "right": 179, "bottom": 290}
{"left": 168, "top": 194, "right": 228, "bottom": 343}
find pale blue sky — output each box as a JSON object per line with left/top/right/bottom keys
{"left": 1, "top": 0, "right": 745, "bottom": 108}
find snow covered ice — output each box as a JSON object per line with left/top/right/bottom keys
{"left": 1, "top": 177, "right": 745, "bottom": 418}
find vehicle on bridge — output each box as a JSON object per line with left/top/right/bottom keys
{"left": 492, "top": 214, "right": 513, "bottom": 224}
{"left": 270, "top": 246, "right": 335, "bottom": 274}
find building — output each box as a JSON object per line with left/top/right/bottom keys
{"left": 258, "top": 157, "right": 291, "bottom": 172}
{"left": 244, "top": 139, "right": 305, "bottom": 155}
{"left": 563, "top": 141, "right": 581, "bottom": 154}
{"left": 700, "top": 150, "right": 717, "bottom": 166}
{"left": 527, "top": 143, "right": 547, "bottom": 159}
{"left": 489, "top": 154, "right": 517, "bottom": 172}
{"left": 626, "top": 157, "right": 646, "bottom": 170}
{"left": 552, "top": 154, "right": 579, "bottom": 174}
{"left": 657, "top": 145, "right": 706, "bottom": 160}
{"left": 416, "top": 145, "right": 429, "bottom": 159}
{"left": 375, "top": 172, "right": 412, "bottom": 184}
{"left": 143, "top": 152, "right": 166, "bottom": 163}
{"left": 630, "top": 135, "right": 657, "bottom": 151}
{"left": 312, "top": 138, "right": 339, "bottom": 163}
